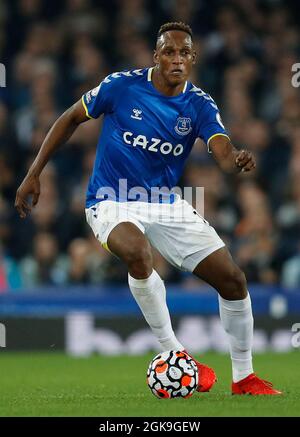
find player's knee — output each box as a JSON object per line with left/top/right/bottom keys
{"left": 220, "top": 267, "right": 248, "bottom": 300}
{"left": 125, "top": 242, "right": 153, "bottom": 277}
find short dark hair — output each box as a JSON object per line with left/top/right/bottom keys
{"left": 157, "top": 22, "right": 193, "bottom": 40}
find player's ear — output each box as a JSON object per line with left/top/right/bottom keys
{"left": 153, "top": 50, "right": 159, "bottom": 65}
{"left": 192, "top": 50, "right": 196, "bottom": 65}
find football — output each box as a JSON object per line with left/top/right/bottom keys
{"left": 147, "top": 350, "right": 198, "bottom": 399}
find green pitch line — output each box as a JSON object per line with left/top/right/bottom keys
{"left": 0, "top": 352, "right": 299, "bottom": 417}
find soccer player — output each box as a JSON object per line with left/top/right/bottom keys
{"left": 15, "top": 22, "right": 281, "bottom": 395}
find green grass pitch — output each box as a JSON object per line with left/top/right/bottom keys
{"left": 0, "top": 351, "right": 299, "bottom": 417}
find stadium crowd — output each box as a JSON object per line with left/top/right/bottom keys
{"left": 0, "top": 0, "right": 300, "bottom": 291}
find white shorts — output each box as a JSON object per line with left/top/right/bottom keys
{"left": 85, "top": 198, "right": 225, "bottom": 272}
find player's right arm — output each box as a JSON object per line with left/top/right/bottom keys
{"left": 15, "top": 99, "right": 89, "bottom": 218}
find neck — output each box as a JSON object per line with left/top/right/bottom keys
{"left": 151, "top": 67, "right": 186, "bottom": 97}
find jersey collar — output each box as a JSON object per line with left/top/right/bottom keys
{"left": 147, "top": 67, "right": 188, "bottom": 94}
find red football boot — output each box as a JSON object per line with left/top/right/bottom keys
{"left": 183, "top": 350, "right": 217, "bottom": 392}
{"left": 232, "top": 373, "right": 282, "bottom": 395}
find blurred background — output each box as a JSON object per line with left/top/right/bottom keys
{"left": 0, "top": 0, "right": 300, "bottom": 355}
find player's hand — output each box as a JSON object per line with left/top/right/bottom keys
{"left": 15, "top": 174, "right": 41, "bottom": 219}
{"left": 235, "top": 150, "right": 256, "bottom": 173}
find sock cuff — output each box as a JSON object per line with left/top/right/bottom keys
{"left": 231, "top": 355, "right": 253, "bottom": 362}
{"left": 218, "top": 292, "right": 251, "bottom": 311}
{"left": 128, "top": 269, "right": 161, "bottom": 289}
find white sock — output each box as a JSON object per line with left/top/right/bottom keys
{"left": 128, "top": 270, "right": 184, "bottom": 351}
{"left": 218, "top": 293, "right": 254, "bottom": 382}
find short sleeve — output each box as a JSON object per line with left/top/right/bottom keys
{"left": 81, "top": 75, "right": 117, "bottom": 119}
{"left": 196, "top": 98, "right": 229, "bottom": 152}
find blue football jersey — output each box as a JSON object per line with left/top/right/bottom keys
{"left": 82, "top": 67, "right": 229, "bottom": 207}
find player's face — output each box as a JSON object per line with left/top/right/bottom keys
{"left": 154, "top": 31, "right": 196, "bottom": 86}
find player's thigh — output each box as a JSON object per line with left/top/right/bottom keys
{"left": 86, "top": 201, "right": 151, "bottom": 263}
{"left": 107, "top": 221, "right": 153, "bottom": 266}
{"left": 193, "top": 246, "right": 247, "bottom": 299}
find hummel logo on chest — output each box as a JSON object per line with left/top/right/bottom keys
{"left": 131, "top": 108, "right": 143, "bottom": 120}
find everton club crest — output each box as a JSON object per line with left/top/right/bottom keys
{"left": 175, "top": 117, "right": 192, "bottom": 136}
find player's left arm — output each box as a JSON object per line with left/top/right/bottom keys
{"left": 209, "top": 134, "right": 256, "bottom": 174}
